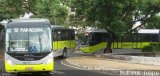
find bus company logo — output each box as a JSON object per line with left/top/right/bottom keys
{"left": 14, "top": 28, "right": 43, "bottom": 32}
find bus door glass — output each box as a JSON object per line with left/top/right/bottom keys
{"left": 70, "top": 30, "right": 75, "bottom": 47}
{"left": 90, "top": 33, "right": 103, "bottom": 46}
{"left": 53, "top": 30, "right": 58, "bottom": 51}
{"left": 141, "top": 34, "right": 151, "bottom": 48}
{"left": 81, "top": 32, "right": 90, "bottom": 45}
{"left": 122, "top": 34, "right": 133, "bottom": 48}
{"left": 113, "top": 36, "right": 122, "bottom": 49}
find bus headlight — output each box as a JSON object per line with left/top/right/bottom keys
{"left": 46, "top": 59, "right": 52, "bottom": 64}
{"left": 7, "top": 60, "right": 13, "bottom": 65}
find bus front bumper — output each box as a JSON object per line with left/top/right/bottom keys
{"left": 5, "top": 61, "right": 54, "bottom": 73}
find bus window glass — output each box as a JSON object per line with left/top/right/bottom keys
{"left": 57, "top": 31, "right": 61, "bottom": 41}
{"left": 91, "top": 33, "right": 103, "bottom": 45}
{"left": 66, "top": 31, "right": 70, "bottom": 40}
{"left": 150, "top": 34, "right": 159, "bottom": 42}
{"left": 122, "top": 34, "right": 134, "bottom": 42}
{"left": 53, "top": 31, "right": 58, "bottom": 41}
{"left": 61, "top": 31, "right": 66, "bottom": 40}
{"left": 71, "top": 31, "right": 75, "bottom": 40}
{"left": 141, "top": 34, "right": 151, "bottom": 42}
{"left": 6, "top": 28, "right": 51, "bottom": 53}
{"left": 81, "top": 33, "right": 89, "bottom": 45}
{"left": 102, "top": 33, "right": 108, "bottom": 42}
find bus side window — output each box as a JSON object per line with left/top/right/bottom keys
{"left": 71, "top": 30, "right": 75, "bottom": 40}
{"left": 142, "top": 34, "right": 151, "bottom": 42}
{"left": 53, "top": 31, "right": 58, "bottom": 41}
{"left": 91, "top": 33, "right": 103, "bottom": 45}
{"left": 57, "top": 31, "right": 62, "bottom": 41}
{"left": 150, "top": 34, "right": 159, "bottom": 42}
{"left": 102, "top": 33, "right": 108, "bottom": 42}
{"left": 61, "top": 31, "right": 67, "bottom": 41}
{"left": 66, "top": 30, "right": 70, "bottom": 40}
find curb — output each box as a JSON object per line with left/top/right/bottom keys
{"left": 63, "top": 58, "right": 160, "bottom": 76}
{"left": 63, "top": 58, "right": 121, "bottom": 75}
{"left": 94, "top": 54, "right": 160, "bottom": 66}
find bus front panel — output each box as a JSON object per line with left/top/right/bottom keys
{"left": 5, "top": 27, "right": 54, "bottom": 73}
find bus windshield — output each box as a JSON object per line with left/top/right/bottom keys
{"left": 6, "top": 27, "right": 52, "bottom": 53}
{"left": 80, "top": 33, "right": 90, "bottom": 45}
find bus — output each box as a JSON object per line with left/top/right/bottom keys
{"left": 0, "top": 25, "right": 4, "bottom": 42}
{"left": 113, "top": 29, "right": 160, "bottom": 49}
{"left": 80, "top": 29, "right": 160, "bottom": 53}
{"left": 51, "top": 25, "right": 76, "bottom": 58}
{"left": 80, "top": 29, "right": 108, "bottom": 53}
{"left": 5, "top": 18, "right": 54, "bottom": 74}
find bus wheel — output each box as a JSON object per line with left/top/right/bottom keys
{"left": 62, "top": 48, "right": 67, "bottom": 58}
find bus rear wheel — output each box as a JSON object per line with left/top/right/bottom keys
{"left": 62, "top": 48, "right": 67, "bottom": 58}
{"left": 61, "top": 48, "right": 67, "bottom": 59}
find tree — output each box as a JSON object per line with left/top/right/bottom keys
{"left": 32, "top": 0, "right": 68, "bottom": 25}
{"left": 72, "top": 0, "right": 160, "bottom": 53}
{"left": 146, "top": 14, "right": 160, "bottom": 28}
{"left": 0, "top": 0, "right": 25, "bottom": 21}
{"left": 0, "top": 0, "right": 68, "bottom": 26}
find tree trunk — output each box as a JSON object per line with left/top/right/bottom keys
{"left": 104, "top": 39, "right": 112, "bottom": 53}
{"left": 104, "top": 29, "right": 116, "bottom": 53}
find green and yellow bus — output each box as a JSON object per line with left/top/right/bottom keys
{"left": 80, "top": 29, "right": 108, "bottom": 53}
{"left": 5, "top": 18, "right": 54, "bottom": 74}
{"left": 51, "top": 25, "right": 76, "bottom": 58}
{"left": 80, "top": 29, "right": 160, "bottom": 53}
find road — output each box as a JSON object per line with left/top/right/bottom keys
{"left": 0, "top": 58, "right": 114, "bottom": 76}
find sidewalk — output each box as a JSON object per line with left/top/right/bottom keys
{"left": 64, "top": 56, "right": 160, "bottom": 75}
{"left": 65, "top": 56, "right": 160, "bottom": 70}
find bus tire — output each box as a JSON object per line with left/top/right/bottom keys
{"left": 62, "top": 48, "right": 67, "bottom": 58}
{"left": 59, "top": 48, "right": 67, "bottom": 59}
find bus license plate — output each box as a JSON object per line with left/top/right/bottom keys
{"left": 25, "top": 67, "right": 33, "bottom": 71}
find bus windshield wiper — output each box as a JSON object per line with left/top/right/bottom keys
{"left": 39, "top": 33, "right": 42, "bottom": 52}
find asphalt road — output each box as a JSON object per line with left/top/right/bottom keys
{"left": 0, "top": 58, "right": 115, "bottom": 76}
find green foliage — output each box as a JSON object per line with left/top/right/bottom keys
{"left": 142, "top": 43, "right": 160, "bottom": 52}
{"left": 72, "top": 0, "right": 160, "bottom": 34}
{"left": 71, "top": 0, "right": 160, "bottom": 50}
{"left": 0, "top": 0, "right": 25, "bottom": 20}
{"left": 146, "top": 15, "right": 160, "bottom": 28}
{"left": 33, "top": 0, "right": 68, "bottom": 25}
{"left": 0, "top": 0, "right": 68, "bottom": 25}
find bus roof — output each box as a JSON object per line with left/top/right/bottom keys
{"left": 85, "top": 29, "right": 107, "bottom": 33}
{"left": 138, "top": 29, "right": 160, "bottom": 34}
{"left": 6, "top": 18, "right": 50, "bottom": 28}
